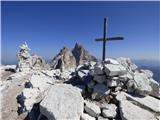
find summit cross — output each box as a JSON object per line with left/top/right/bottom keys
{"left": 95, "top": 17, "right": 124, "bottom": 61}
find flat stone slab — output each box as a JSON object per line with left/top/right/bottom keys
{"left": 81, "top": 113, "right": 96, "bottom": 120}
{"left": 104, "top": 64, "right": 126, "bottom": 76}
{"left": 119, "top": 100, "right": 156, "bottom": 120}
{"left": 125, "top": 93, "right": 160, "bottom": 112}
{"left": 40, "top": 84, "right": 84, "bottom": 120}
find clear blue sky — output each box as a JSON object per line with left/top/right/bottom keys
{"left": 1, "top": 1, "right": 160, "bottom": 64}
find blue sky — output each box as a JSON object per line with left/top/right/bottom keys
{"left": 1, "top": 1, "right": 160, "bottom": 64}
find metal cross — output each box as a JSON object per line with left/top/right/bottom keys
{"left": 95, "top": 17, "right": 124, "bottom": 61}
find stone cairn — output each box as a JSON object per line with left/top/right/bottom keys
{"left": 73, "top": 58, "right": 159, "bottom": 120}
{"left": 16, "top": 42, "right": 31, "bottom": 72}
{"left": 16, "top": 42, "right": 49, "bottom": 72}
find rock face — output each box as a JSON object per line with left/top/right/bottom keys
{"left": 51, "top": 43, "right": 97, "bottom": 71}
{"left": 40, "top": 84, "right": 84, "bottom": 120}
{"left": 72, "top": 43, "right": 97, "bottom": 65}
{"left": 50, "top": 47, "right": 77, "bottom": 71}
{"left": 16, "top": 42, "right": 49, "bottom": 72}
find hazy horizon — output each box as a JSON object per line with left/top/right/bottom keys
{"left": 1, "top": 1, "right": 160, "bottom": 65}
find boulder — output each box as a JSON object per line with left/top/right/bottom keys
{"left": 101, "top": 104, "right": 117, "bottom": 118}
{"left": 119, "top": 100, "right": 156, "bottom": 120}
{"left": 40, "top": 84, "right": 83, "bottom": 120}
{"left": 117, "top": 57, "right": 138, "bottom": 72}
{"left": 80, "top": 113, "right": 96, "bottom": 120}
{"left": 134, "top": 72, "right": 152, "bottom": 96}
{"left": 140, "top": 69, "right": 153, "bottom": 78}
{"left": 84, "top": 100, "right": 101, "bottom": 117}
{"left": 92, "top": 84, "right": 108, "bottom": 100}
{"left": 149, "top": 78, "right": 160, "bottom": 98}
{"left": 97, "top": 116, "right": 109, "bottom": 120}
{"left": 124, "top": 92, "right": 160, "bottom": 112}
{"left": 104, "top": 58, "right": 119, "bottom": 65}
{"left": 126, "top": 80, "right": 138, "bottom": 93}
{"left": 104, "top": 64, "right": 126, "bottom": 76}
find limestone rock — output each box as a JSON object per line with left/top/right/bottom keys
{"left": 40, "top": 84, "right": 83, "bottom": 120}
{"left": 124, "top": 92, "right": 160, "bottom": 112}
{"left": 72, "top": 43, "right": 97, "bottom": 66}
{"left": 98, "top": 116, "right": 109, "bottom": 120}
{"left": 84, "top": 100, "right": 101, "bottom": 117}
{"left": 134, "top": 72, "right": 152, "bottom": 96}
{"left": 140, "top": 69, "right": 153, "bottom": 78}
{"left": 102, "top": 104, "right": 117, "bottom": 118}
{"left": 104, "top": 58, "right": 119, "bottom": 65}
{"left": 117, "top": 57, "right": 138, "bottom": 72}
{"left": 119, "top": 100, "right": 155, "bottom": 120}
{"left": 104, "top": 64, "right": 126, "bottom": 76}
{"left": 149, "top": 78, "right": 160, "bottom": 98}
{"left": 51, "top": 47, "right": 76, "bottom": 71}
{"left": 80, "top": 113, "right": 96, "bottom": 120}
{"left": 126, "top": 80, "right": 138, "bottom": 93}
{"left": 30, "top": 54, "right": 49, "bottom": 70}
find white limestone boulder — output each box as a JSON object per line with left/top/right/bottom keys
{"left": 124, "top": 92, "right": 160, "bottom": 112}
{"left": 101, "top": 104, "right": 117, "bottom": 118}
{"left": 149, "top": 78, "right": 160, "bottom": 98}
{"left": 84, "top": 100, "right": 101, "bottom": 117}
{"left": 117, "top": 57, "right": 138, "bottom": 72}
{"left": 40, "top": 84, "right": 84, "bottom": 120}
{"left": 80, "top": 113, "right": 96, "bottom": 120}
{"left": 98, "top": 116, "right": 109, "bottom": 120}
{"left": 134, "top": 72, "right": 152, "bottom": 96}
{"left": 104, "top": 64, "right": 126, "bottom": 76}
{"left": 140, "top": 69, "right": 153, "bottom": 78}
{"left": 104, "top": 58, "right": 119, "bottom": 65}
{"left": 119, "top": 100, "right": 156, "bottom": 120}
{"left": 126, "top": 80, "right": 138, "bottom": 93}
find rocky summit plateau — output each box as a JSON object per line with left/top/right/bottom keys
{"left": 0, "top": 42, "right": 160, "bottom": 120}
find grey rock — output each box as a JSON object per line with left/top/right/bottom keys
{"left": 84, "top": 100, "right": 101, "bottom": 117}
{"left": 72, "top": 43, "right": 97, "bottom": 66}
{"left": 40, "top": 84, "right": 83, "bottom": 120}
{"left": 51, "top": 47, "right": 77, "bottom": 71}
{"left": 80, "top": 113, "right": 96, "bottom": 120}
{"left": 97, "top": 116, "right": 109, "bottom": 120}
{"left": 119, "top": 100, "right": 156, "bottom": 120}
{"left": 104, "top": 58, "right": 119, "bottom": 65}
{"left": 149, "top": 78, "right": 160, "bottom": 98}
{"left": 104, "top": 64, "right": 126, "bottom": 76}
{"left": 126, "top": 80, "right": 138, "bottom": 93}
{"left": 140, "top": 69, "right": 153, "bottom": 78}
{"left": 102, "top": 104, "right": 117, "bottom": 118}
{"left": 134, "top": 72, "right": 152, "bottom": 96}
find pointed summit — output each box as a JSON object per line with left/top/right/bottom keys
{"left": 72, "top": 43, "right": 97, "bottom": 66}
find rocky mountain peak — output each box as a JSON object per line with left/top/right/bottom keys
{"left": 72, "top": 43, "right": 97, "bottom": 66}
{"left": 51, "top": 43, "right": 97, "bottom": 71}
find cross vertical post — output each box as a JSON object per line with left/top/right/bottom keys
{"left": 95, "top": 17, "right": 124, "bottom": 61}
{"left": 102, "top": 17, "right": 107, "bottom": 61}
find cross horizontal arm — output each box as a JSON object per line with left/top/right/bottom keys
{"left": 95, "top": 36, "right": 124, "bottom": 42}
